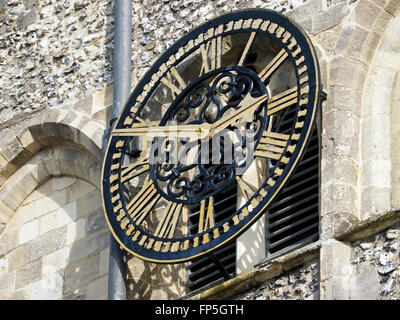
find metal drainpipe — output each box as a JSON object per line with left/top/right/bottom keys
{"left": 105, "top": 0, "right": 133, "bottom": 300}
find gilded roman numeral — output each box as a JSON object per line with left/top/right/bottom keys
{"left": 154, "top": 202, "right": 183, "bottom": 239}
{"left": 255, "top": 131, "right": 290, "bottom": 161}
{"left": 199, "top": 36, "right": 222, "bottom": 76}
{"left": 267, "top": 86, "right": 298, "bottom": 116}
{"left": 198, "top": 196, "right": 214, "bottom": 233}
{"left": 126, "top": 181, "right": 160, "bottom": 226}
{"left": 237, "top": 32, "right": 256, "bottom": 66}
{"left": 160, "top": 66, "right": 186, "bottom": 98}
{"left": 258, "top": 48, "right": 288, "bottom": 82}
{"left": 120, "top": 156, "right": 149, "bottom": 183}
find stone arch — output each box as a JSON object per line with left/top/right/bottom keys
{"left": 0, "top": 144, "right": 109, "bottom": 299}
{"left": 0, "top": 108, "right": 105, "bottom": 187}
{"left": 0, "top": 145, "right": 101, "bottom": 229}
{"left": 360, "top": 13, "right": 400, "bottom": 217}
{"left": 320, "top": 0, "right": 400, "bottom": 239}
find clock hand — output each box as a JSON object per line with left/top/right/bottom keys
{"left": 111, "top": 93, "right": 267, "bottom": 140}
{"left": 111, "top": 123, "right": 211, "bottom": 139}
{"left": 209, "top": 93, "right": 269, "bottom": 136}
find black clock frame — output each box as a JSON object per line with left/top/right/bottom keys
{"left": 101, "top": 8, "right": 321, "bottom": 263}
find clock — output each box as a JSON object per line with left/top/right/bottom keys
{"left": 101, "top": 9, "right": 321, "bottom": 263}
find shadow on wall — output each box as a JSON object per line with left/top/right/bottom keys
{"left": 125, "top": 254, "right": 187, "bottom": 300}
{"left": 0, "top": 172, "right": 110, "bottom": 300}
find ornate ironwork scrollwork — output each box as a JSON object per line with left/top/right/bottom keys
{"left": 149, "top": 66, "right": 268, "bottom": 204}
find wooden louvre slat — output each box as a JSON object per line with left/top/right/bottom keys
{"left": 186, "top": 109, "right": 320, "bottom": 294}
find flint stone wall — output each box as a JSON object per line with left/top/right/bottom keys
{"left": 0, "top": 0, "right": 351, "bottom": 126}
{"left": 351, "top": 223, "right": 400, "bottom": 299}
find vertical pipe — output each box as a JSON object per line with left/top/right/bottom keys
{"left": 106, "top": 0, "right": 132, "bottom": 300}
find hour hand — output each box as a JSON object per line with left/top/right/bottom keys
{"left": 111, "top": 123, "right": 211, "bottom": 140}
{"left": 209, "top": 93, "right": 269, "bottom": 134}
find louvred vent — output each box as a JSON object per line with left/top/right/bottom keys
{"left": 186, "top": 183, "right": 237, "bottom": 293}
{"left": 186, "top": 107, "right": 319, "bottom": 295}
{"left": 265, "top": 105, "right": 319, "bottom": 259}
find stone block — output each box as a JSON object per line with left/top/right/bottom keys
{"left": 66, "top": 218, "right": 86, "bottom": 245}
{"left": 63, "top": 255, "right": 100, "bottom": 295}
{"left": 360, "top": 31, "right": 381, "bottom": 64}
{"left": 80, "top": 121, "right": 104, "bottom": 144}
{"left": 330, "top": 109, "right": 360, "bottom": 159}
{"left": 320, "top": 183, "right": 334, "bottom": 217}
{"left": 31, "top": 272, "right": 63, "bottom": 300}
{"left": 25, "top": 161, "right": 49, "bottom": 186}
{"left": 287, "top": 0, "right": 323, "bottom": 22}
{"left": 56, "top": 201, "right": 77, "bottom": 228}
{"left": 361, "top": 114, "right": 391, "bottom": 161}
{"left": 15, "top": 259, "right": 41, "bottom": 289}
{"left": 333, "top": 184, "right": 359, "bottom": 218}
{"left": 362, "top": 160, "right": 391, "bottom": 190}
{"left": 87, "top": 162, "right": 101, "bottom": 189}
{"left": 349, "top": 0, "right": 381, "bottom": 31}
{"left": 35, "top": 189, "right": 68, "bottom": 218}
{"left": 374, "top": 37, "right": 400, "bottom": 69}
{"left": 16, "top": 127, "right": 41, "bottom": 155}
{"left": 58, "top": 148, "right": 80, "bottom": 178}
{"left": 68, "top": 231, "right": 108, "bottom": 264}
{"left": 333, "top": 155, "right": 359, "bottom": 187}
{"left": 349, "top": 262, "right": 379, "bottom": 299}
{"left": 0, "top": 257, "right": 7, "bottom": 280}
{"left": 0, "top": 273, "right": 14, "bottom": 293}
{"left": 39, "top": 211, "right": 58, "bottom": 235}
{"left": 27, "top": 226, "right": 67, "bottom": 261}
{"left": 324, "top": 85, "right": 362, "bottom": 117}
{"left": 0, "top": 128, "right": 23, "bottom": 162}
{"left": 23, "top": 179, "right": 52, "bottom": 205}
{"left": 372, "top": 8, "right": 393, "bottom": 36}
{"left": 320, "top": 239, "right": 352, "bottom": 282}
{"left": 330, "top": 56, "right": 368, "bottom": 91}
{"left": 362, "top": 66, "right": 397, "bottom": 117}
{"left": 385, "top": 0, "right": 400, "bottom": 15}
{"left": 73, "top": 94, "right": 93, "bottom": 116}
{"left": 41, "top": 148, "right": 62, "bottom": 176}
{"left": 320, "top": 276, "right": 350, "bottom": 300}
{"left": 0, "top": 231, "right": 18, "bottom": 256}
{"left": 0, "top": 200, "right": 14, "bottom": 224}
{"left": 19, "top": 219, "right": 39, "bottom": 245}
{"left": 85, "top": 207, "right": 107, "bottom": 235}
{"left": 52, "top": 176, "right": 77, "bottom": 191}
{"left": 0, "top": 166, "right": 39, "bottom": 212}
{"left": 312, "top": 2, "right": 350, "bottom": 34}
{"left": 42, "top": 247, "right": 70, "bottom": 275}
{"left": 68, "top": 180, "right": 96, "bottom": 202}
{"left": 86, "top": 275, "right": 108, "bottom": 300}
{"left": 0, "top": 153, "right": 7, "bottom": 168}
{"left": 76, "top": 190, "right": 102, "bottom": 219}
{"left": 89, "top": 127, "right": 105, "bottom": 153}
{"left": 320, "top": 211, "right": 359, "bottom": 240}
{"left": 92, "top": 89, "right": 109, "bottom": 115}
{"left": 73, "top": 152, "right": 94, "bottom": 182}
{"left": 335, "top": 24, "right": 369, "bottom": 59}
{"left": 361, "top": 187, "right": 391, "bottom": 217}
{"left": 8, "top": 246, "right": 30, "bottom": 273}
{"left": 391, "top": 72, "right": 400, "bottom": 208}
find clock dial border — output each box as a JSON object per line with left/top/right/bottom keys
{"left": 101, "top": 9, "right": 321, "bottom": 263}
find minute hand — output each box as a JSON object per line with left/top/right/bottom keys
{"left": 209, "top": 93, "right": 269, "bottom": 135}
{"left": 111, "top": 123, "right": 210, "bottom": 139}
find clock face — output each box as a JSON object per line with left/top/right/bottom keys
{"left": 102, "top": 9, "right": 321, "bottom": 263}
